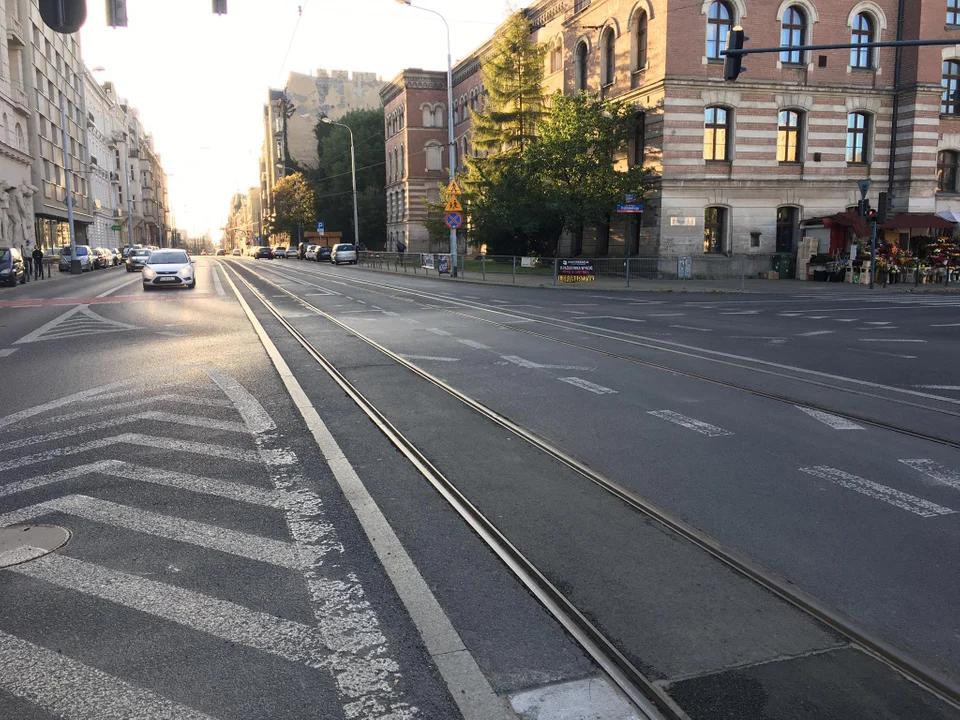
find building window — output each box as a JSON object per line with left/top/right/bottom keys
{"left": 425, "top": 143, "right": 442, "bottom": 171}
{"left": 634, "top": 11, "right": 648, "bottom": 70}
{"left": 14, "top": 124, "right": 23, "bottom": 151}
{"left": 943, "top": 60, "right": 960, "bottom": 114}
{"left": 850, "top": 13, "right": 874, "bottom": 69}
{"left": 602, "top": 27, "right": 616, "bottom": 87}
{"left": 938, "top": 151, "right": 960, "bottom": 193}
{"left": 704, "top": 207, "right": 726, "bottom": 254}
{"left": 776, "top": 206, "right": 799, "bottom": 252}
{"left": 434, "top": 106, "right": 445, "bottom": 127}
{"left": 574, "top": 0, "right": 591, "bottom": 12}
{"left": 550, "top": 38, "right": 562, "bottom": 73}
{"left": 388, "top": 152, "right": 394, "bottom": 181}
{"left": 707, "top": 1, "right": 732, "bottom": 60}
{"left": 400, "top": 145, "right": 405, "bottom": 177}
{"left": 777, "top": 110, "right": 802, "bottom": 162}
{"left": 422, "top": 106, "right": 434, "bottom": 127}
{"left": 846, "top": 112, "right": 869, "bottom": 163}
{"left": 575, "top": 42, "right": 589, "bottom": 92}
{"left": 703, "top": 106, "right": 729, "bottom": 161}
{"left": 950, "top": 0, "right": 960, "bottom": 25}
{"left": 780, "top": 7, "right": 806, "bottom": 65}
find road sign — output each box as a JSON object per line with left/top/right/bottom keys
{"left": 444, "top": 212, "right": 463, "bottom": 229}
{"left": 111, "top": 225, "right": 122, "bottom": 231}
{"left": 616, "top": 203, "right": 644, "bottom": 213}
{"left": 857, "top": 180, "right": 871, "bottom": 200}
{"left": 316, "top": 222, "right": 325, "bottom": 236}
{"left": 444, "top": 196, "right": 463, "bottom": 212}
{"left": 447, "top": 179, "right": 463, "bottom": 195}
{"left": 625, "top": 193, "right": 636, "bottom": 202}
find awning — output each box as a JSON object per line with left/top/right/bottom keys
{"left": 936, "top": 210, "right": 960, "bottom": 224}
{"left": 881, "top": 213, "right": 956, "bottom": 230}
{"left": 805, "top": 211, "right": 869, "bottom": 237}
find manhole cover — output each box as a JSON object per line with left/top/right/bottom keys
{"left": 0, "top": 525, "right": 71, "bottom": 568}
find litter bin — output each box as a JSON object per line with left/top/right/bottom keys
{"left": 772, "top": 253, "right": 794, "bottom": 279}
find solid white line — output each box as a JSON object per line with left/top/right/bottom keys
{"left": 899, "top": 459, "right": 960, "bottom": 490}
{"left": 400, "top": 354, "right": 460, "bottom": 362}
{"left": 931, "top": 323, "right": 960, "bottom": 327}
{"left": 799, "top": 330, "right": 835, "bottom": 337}
{"left": 647, "top": 313, "right": 685, "bottom": 317}
{"left": 720, "top": 311, "right": 760, "bottom": 315}
{"left": 0, "top": 630, "right": 216, "bottom": 720}
{"left": 795, "top": 406, "right": 863, "bottom": 430}
{"left": 221, "top": 266, "right": 505, "bottom": 720}
{"left": 0, "top": 349, "right": 17, "bottom": 357}
{"left": 914, "top": 385, "right": 960, "bottom": 390}
{"left": 211, "top": 266, "right": 225, "bottom": 297}
{"left": 457, "top": 339, "right": 490, "bottom": 350}
{"left": 858, "top": 339, "right": 926, "bottom": 343}
{"left": 557, "top": 377, "right": 617, "bottom": 395}
{"left": 578, "top": 316, "right": 645, "bottom": 322}
{"left": 12, "top": 554, "right": 328, "bottom": 666}
{"left": 501, "top": 355, "right": 592, "bottom": 371}
{"left": 204, "top": 366, "right": 276, "bottom": 432}
{"left": 0, "top": 495, "right": 301, "bottom": 567}
{"left": 669, "top": 325, "right": 712, "bottom": 332}
{"left": 799, "top": 466, "right": 955, "bottom": 517}
{"left": 858, "top": 350, "right": 918, "bottom": 359}
{"left": 648, "top": 410, "right": 733, "bottom": 437}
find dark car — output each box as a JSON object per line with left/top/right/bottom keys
{"left": 0, "top": 247, "right": 25, "bottom": 286}
{"left": 254, "top": 246, "right": 274, "bottom": 259}
{"left": 316, "top": 246, "right": 331, "bottom": 262}
{"left": 216, "top": 249, "right": 226, "bottom": 256}
{"left": 126, "top": 248, "right": 151, "bottom": 272}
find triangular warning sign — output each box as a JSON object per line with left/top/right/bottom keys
{"left": 446, "top": 179, "right": 464, "bottom": 196}
{"left": 444, "top": 196, "right": 463, "bottom": 212}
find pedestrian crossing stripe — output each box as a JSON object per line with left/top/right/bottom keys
{"left": 14, "top": 305, "right": 140, "bottom": 344}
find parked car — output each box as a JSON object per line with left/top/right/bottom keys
{"left": 232, "top": 248, "right": 241, "bottom": 256}
{"left": 142, "top": 249, "right": 196, "bottom": 290}
{"left": 216, "top": 249, "right": 226, "bottom": 256}
{"left": 316, "top": 246, "right": 332, "bottom": 262}
{"left": 59, "top": 245, "right": 94, "bottom": 272}
{"left": 125, "top": 248, "right": 151, "bottom": 272}
{"left": 254, "top": 246, "right": 274, "bottom": 259}
{"left": 92, "top": 248, "right": 110, "bottom": 269}
{"left": 273, "top": 246, "right": 287, "bottom": 259}
{"left": 287, "top": 245, "right": 300, "bottom": 260}
{"left": 0, "top": 247, "right": 26, "bottom": 286}
{"left": 331, "top": 243, "right": 358, "bottom": 265}
{"left": 304, "top": 245, "right": 317, "bottom": 260}
{"left": 109, "top": 249, "right": 122, "bottom": 266}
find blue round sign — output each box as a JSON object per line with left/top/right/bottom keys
{"left": 445, "top": 212, "right": 463, "bottom": 229}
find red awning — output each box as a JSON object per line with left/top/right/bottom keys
{"left": 820, "top": 211, "right": 869, "bottom": 237}
{"left": 881, "top": 213, "right": 956, "bottom": 230}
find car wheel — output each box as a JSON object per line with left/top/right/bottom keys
{"left": 143, "top": 284, "right": 153, "bottom": 292}
{"left": 187, "top": 281, "right": 196, "bottom": 289}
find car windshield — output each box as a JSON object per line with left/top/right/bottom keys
{"left": 147, "top": 251, "right": 189, "bottom": 265}
{"left": 337, "top": 245, "right": 355, "bottom": 252}
{"left": 76, "top": 247, "right": 88, "bottom": 256}
{"left": 131, "top": 250, "right": 150, "bottom": 258}
{"left": 0, "top": 249, "right": 9, "bottom": 262}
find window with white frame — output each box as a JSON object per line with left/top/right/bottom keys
{"left": 706, "top": 1, "right": 732, "bottom": 60}
{"left": 602, "top": 27, "right": 616, "bottom": 87}
{"left": 780, "top": 6, "right": 807, "bottom": 65}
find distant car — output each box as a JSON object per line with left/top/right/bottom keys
{"left": 142, "top": 249, "right": 196, "bottom": 290}
{"left": 316, "top": 246, "right": 332, "bottom": 262}
{"left": 111, "top": 249, "right": 122, "bottom": 266}
{"left": 273, "top": 246, "right": 287, "bottom": 259}
{"left": 215, "top": 249, "right": 226, "bottom": 256}
{"left": 304, "top": 245, "right": 317, "bottom": 260}
{"left": 0, "top": 247, "right": 26, "bottom": 286}
{"left": 126, "top": 248, "right": 151, "bottom": 272}
{"left": 232, "top": 248, "right": 241, "bottom": 256}
{"left": 92, "top": 248, "right": 110, "bottom": 270}
{"left": 254, "top": 246, "right": 274, "bottom": 259}
{"left": 287, "top": 246, "right": 299, "bottom": 260}
{"left": 59, "top": 245, "right": 94, "bottom": 272}
{"left": 331, "top": 243, "right": 358, "bottom": 265}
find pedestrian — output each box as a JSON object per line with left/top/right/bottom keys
{"left": 21, "top": 245, "right": 31, "bottom": 283}
{"left": 32, "top": 245, "right": 44, "bottom": 279}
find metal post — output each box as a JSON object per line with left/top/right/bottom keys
{"left": 122, "top": 138, "right": 135, "bottom": 249}
{"left": 481, "top": 254, "right": 485, "bottom": 280}
{"left": 869, "top": 221, "right": 877, "bottom": 289}
{"left": 740, "top": 255, "right": 745, "bottom": 292}
{"left": 512, "top": 255, "right": 516, "bottom": 283}
{"left": 60, "top": 89, "right": 80, "bottom": 274}
{"left": 348, "top": 131, "right": 359, "bottom": 251}
{"left": 553, "top": 258, "right": 559, "bottom": 285}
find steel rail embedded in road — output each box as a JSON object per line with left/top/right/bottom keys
{"left": 226, "top": 258, "right": 960, "bottom": 711}
{"left": 222, "top": 261, "right": 675, "bottom": 720}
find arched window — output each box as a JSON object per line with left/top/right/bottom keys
{"left": 434, "top": 106, "right": 445, "bottom": 127}
{"left": 634, "top": 11, "right": 648, "bottom": 70}
{"left": 388, "top": 152, "right": 395, "bottom": 181}
{"left": 575, "top": 42, "right": 589, "bottom": 92}
{"left": 704, "top": 207, "right": 727, "bottom": 254}
{"left": 938, "top": 151, "right": 960, "bottom": 193}
{"left": 425, "top": 142, "right": 442, "bottom": 171}
{"left": 422, "top": 106, "right": 433, "bottom": 127}
{"left": 400, "top": 189, "right": 406, "bottom": 218}
{"left": 777, "top": 110, "right": 802, "bottom": 162}
{"left": 14, "top": 124, "right": 23, "bottom": 151}
{"left": 602, "top": 27, "right": 616, "bottom": 87}
{"left": 949, "top": 0, "right": 959, "bottom": 25}
{"left": 551, "top": 38, "right": 563, "bottom": 73}
{"left": 394, "top": 149, "right": 400, "bottom": 180}
{"left": 703, "top": 106, "right": 730, "bottom": 161}
{"left": 776, "top": 206, "right": 800, "bottom": 252}
{"left": 399, "top": 109, "right": 404, "bottom": 129}
{"left": 706, "top": 1, "right": 732, "bottom": 60}
{"left": 850, "top": 13, "right": 873, "bottom": 68}
{"left": 846, "top": 112, "right": 870, "bottom": 163}
{"left": 943, "top": 60, "right": 960, "bottom": 115}
{"left": 399, "top": 145, "right": 405, "bottom": 177}
{"left": 780, "top": 7, "right": 806, "bottom": 64}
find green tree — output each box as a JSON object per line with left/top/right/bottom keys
{"left": 313, "top": 109, "right": 386, "bottom": 248}
{"left": 266, "top": 172, "right": 315, "bottom": 243}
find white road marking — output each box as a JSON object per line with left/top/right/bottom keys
{"left": 1, "top": 495, "right": 301, "bottom": 567}
{"left": 341, "top": 309, "right": 380, "bottom": 314}
{"left": 720, "top": 310, "right": 760, "bottom": 315}
{"left": 0, "top": 376, "right": 148, "bottom": 430}
{"left": 557, "top": 377, "right": 617, "bottom": 395}
{"left": 858, "top": 325, "right": 896, "bottom": 330}
{"left": 401, "top": 317, "right": 420, "bottom": 325}
{"left": 562, "top": 303, "right": 598, "bottom": 306}
{"left": 28, "top": 394, "right": 234, "bottom": 428}
{"left": 859, "top": 339, "right": 926, "bottom": 343}
{"left": 12, "top": 554, "right": 328, "bottom": 666}
{"left": 899, "top": 460, "right": 960, "bottom": 490}
{"left": 768, "top": 339, "right": 788, "bottom": 345}
{"left": 562, "top": 310, "right": 587, "bottom": 314}
{"left": 510, "top": 676, "right": 641, "bottom": 720}
{"left": 834, "top": 319, "right": 857, "bottom": 322}
{"left": 356, "top": 300, "right": 367, "bottom": 305}
{"left": 0, "top": 349, "right": 16, "bottom": 357}
{"left": 806, "top": 316, "right": 828, "bottom": 319}
{"left": 858, "top": 350, "right": 918, "bottom": 359}
{"left": 729, "top": 336, "right": 788, "bottom": 340}
{"left": 914, "top": 385, "right": 960, "bottom": 390}
{"left": 669, "top": 325, "right": 712, "bottom": 332}
{"left": 14, "top": 305, "right": 140, "bottom": 344}
{"left": 400, "top": 354, "right": 460, "bottom": 362}
{"left": 0, "top": 630, "right": 216, "bottom": 720}
{"left": 457, "top": 339, "right": 491, "bottom": 350}
{"left": 203, "top": 366, "right": 276, "bottom": 432}
{"left": 211, "top": 267, "right": 225, "bottom": 297}
{"left": 799, "top": 466, "right": 955, "bottom": 517}
{"left": 578, "top": 316, "right": 645, "bottom": 322}
{"left": 383, "top": 311, "right": 399, "bottom": 316}
{"left": 96, "top": 275, "right": 143, "bottom": 297}
{"left": 931, "top": 323, "right": 960, "bottom": 327}
{"left": 501, "top": 355, "right": 593, "bottom": 371}
{"left": 497, "top": 318, "right": 535, "bottom": 324}
{"left": 799, "top": 330, "right": 835, "bottom": 337}
{"left": 865, "top": 321, "right": 892, "bottom": 325}
{"left": 647, "top": 410, "right": 733, "bottom": 437}
{"left": 795, "top": 406, "right": 863, "bottom": 430}
{"left": 427, "top": 327, "right": 452, "bottom": 336}
{"left": 647, "top": 313, "right": 685, "bottom": 317}
{"left": 779, "top": 313, "right": 802, "bottom": 317}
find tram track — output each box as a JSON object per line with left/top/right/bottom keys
{"left": 224, "top": 259, "right": 960, "bottom": 715}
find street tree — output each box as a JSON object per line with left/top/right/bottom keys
{"left": 266, "top": 172, "right": 315, "bottom": 244}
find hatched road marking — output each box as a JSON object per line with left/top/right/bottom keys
{"left": 14, "top": 304, "right": 140, "bottom": 344}
{"left": 648, "top": 410, "right": 733, "bottom": 437}
{"left": 899, "top": 460, "right": 960, "bottom": 490}
{"left": 795, "top": 406, "right": 863, "bottom": 430}
{"left": 799, "top": 466, "right": 955, "bottom": 517}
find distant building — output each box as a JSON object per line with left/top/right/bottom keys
{"left": 0, "top": 0, "right": 34, "bottom": 236}
{"left": 81, "top": 67, "right": 125, "bottom": 249}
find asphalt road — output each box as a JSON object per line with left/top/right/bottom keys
{"left": 0, "top": 257, "right": 958, "bottom": 720}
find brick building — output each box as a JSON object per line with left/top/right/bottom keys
{"left": 385, "top": 0, "right": 960, "bottom": 270}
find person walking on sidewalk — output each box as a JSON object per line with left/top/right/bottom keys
{"left": 32, "top": 246, "right": 44, "bottom": 280}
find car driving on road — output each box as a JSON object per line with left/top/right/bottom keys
{"left": 142, "top": 249, "right": 196, "bottom": 290}
{"left": 126, "top": 248, "right": 151, "bottom": 272}
{"left": 331, "top": 243, "right": 358, "bottom": 265}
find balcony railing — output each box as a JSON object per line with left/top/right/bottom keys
{"left": 6, "top": 15, "right": 25, "bottom": 46}
{"left": 6, "top": 81, "right": 29, "bottom": 113}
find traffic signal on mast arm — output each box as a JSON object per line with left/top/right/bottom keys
{"left": 213, "top": 0, "right": 227, "bottom": 14}
{"left": 39, "top": 0, "right": 86, "bottom": 34}
{"left": 106, "top": 0, "right": 127, "bottom": 27}
{"left": 723, "top": 26, "right": 747, "bottom": 81}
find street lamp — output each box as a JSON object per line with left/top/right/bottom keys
{"left": 321, "top": 117, "right": 360, "bottom": 251}
{"left": 394, "top": 0, "right": 458, "bottom": 276}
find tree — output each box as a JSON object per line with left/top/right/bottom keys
{"left": 313, "top": 109, "right": 386, "bottom": 248}
{"left": 265, "top": 172, "right": 315, "bottom": 243}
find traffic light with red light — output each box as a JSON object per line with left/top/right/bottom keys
{"left": 39, "top": 0, "right": 86, "bottom": 33}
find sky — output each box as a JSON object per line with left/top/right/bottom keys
{"left": 78, "top": 0, "right": 530, "bottom": 240}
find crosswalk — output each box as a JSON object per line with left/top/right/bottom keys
{"left": 0, "top": 366, "right": 422, "bottom": 719}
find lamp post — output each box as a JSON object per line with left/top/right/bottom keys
{"left": 321, "top": 117, "right": 360, "bottom": 251}
{"left": 395, "top": 0, "right": 458, "bottom": 276}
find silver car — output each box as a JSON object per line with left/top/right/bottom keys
{"left": 331, "top": 243, "right": 358, "bottom": 265}
{"left": 142, "top": 249, "right": 196, "bottom": 290}
{"left": 58, "top": 245, "right": 94, "bottom": 272}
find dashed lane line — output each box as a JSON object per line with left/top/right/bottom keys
{"left": 400, "top": 354, "right": 460, "bottom": 362}
{"left": 557, "top": 377, "right": 617, "bottom": 395}
{"left": 799, "top": 466, "right": 955, "bottom": 518}
{"left": 795, "top": 406, "right": 863, "bottom": 430}
{"left": 501, "top": 355, "right": 593, "bottom": 371}
{"left": 457, "top": 339, "right": 490, "bottom": 350}
{"left": 799, "top": 330, "right": 835, "bottom": 337}
{"left": 647, "top": 410, "right": 733, "bottom": 437}
{"left": 858, "top": 339, "right": 927, "bottom": 343}
{"left": 669, "top": 325, "right": 712, "bottom": 332}
{"left": 899, "top": 460, "right": 960, "bottom": 490}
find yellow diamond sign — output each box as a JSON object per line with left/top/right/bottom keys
{"left": 444, "top": 196, "right": 463, "bottom": 212}
{"left": 446, "top": 179, "right": 464, "bottom": 196}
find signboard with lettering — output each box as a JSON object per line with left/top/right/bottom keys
{"left": 437, "top": 254, "right": 450, "bottom": 275}
{"left": 558, "top": 259, "right": 595, "bottom": 283}
{"left": 670, "top": 217, "right": 697, "bottom": 227}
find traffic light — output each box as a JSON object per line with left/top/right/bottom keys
{"left": 105, "top": 0, "right": 126, "bottom": 27}
{"left": 723, "top": 26, "right": 747, "bottom": 81}
{"left": 213, "top": 0, "right": 227, "bottom": 14}
{"left": 877, "top": 191, "right": 888, "bottom": 224}
{"left": 39, "top": 0, "right": 86, "bottom": 34}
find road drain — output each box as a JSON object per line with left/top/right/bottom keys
{"left": 0, "top": 525, "right": 71, "bottom": 568}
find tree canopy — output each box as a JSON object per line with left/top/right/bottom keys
{"left": 265, "top": 172, "right": 315, "bottom": 242}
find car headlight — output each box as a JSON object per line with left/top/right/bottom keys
{"left": 142, "top": 267, "right": 156, "bottom": 278}
{"left": 177, "top": 266, "right": 192, "bottom": 277}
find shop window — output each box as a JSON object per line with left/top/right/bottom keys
{"left": 937, "top": 150, "right": 960, "bottom": 193}
{"left": 704, "top": 206, "right": 727, "bottom": 253}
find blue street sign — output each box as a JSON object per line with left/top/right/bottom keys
{"left": 445, "top": 212, "right": 463, "bottom": 229}
{"left": 625, "top": 193, "right": 636, "bottom": 202}
{"left": 316, "top": 222, "right": 325, "bottom": 232}
{"left": 616, "top": 203, "right": 644, "bottom": 213}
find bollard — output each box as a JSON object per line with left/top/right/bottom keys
{"left": 553, "top": 258, "right": 559, "bottom": 286}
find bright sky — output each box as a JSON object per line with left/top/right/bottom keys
{"left": 79, "top": 0, "right": 529, "bottom": 240}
